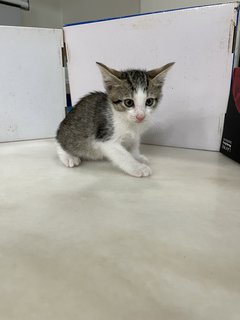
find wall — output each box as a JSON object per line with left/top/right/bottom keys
{"left": 0, "top": 3, "right": 22, "bottom": 26}
{"left": 141, "top": 0, "right": 231, "bottom": 12}
{"left": 21, "top": 0, "right": 62, "bottom": 28}
{"left": 21, "top": 0, "right": 140, "bottom": 29}
{"left": 62, "top": 0, "right": 140, "bottom": 25}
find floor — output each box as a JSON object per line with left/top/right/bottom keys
{"left": 0, "top": 139, "right": 240, "bottom": 320}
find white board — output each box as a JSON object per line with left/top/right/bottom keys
{"left": 0, "top": 26, "right": 66, "bottom": 142}
{"left": 64, "top": 3, "right": 238, "bottom": 151}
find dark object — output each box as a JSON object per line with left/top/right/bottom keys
{"left": 220, "top": 68, "right": 240, "bottom": 163}
{"left": 0, "top": 0, "right": 29, "bottom": 10}
{"left": 66, "top": 93, "right": 73, "bottom": 113}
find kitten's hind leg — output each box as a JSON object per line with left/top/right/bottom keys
{"left": 56, "top": 143, "right": 81, "bottom": 168}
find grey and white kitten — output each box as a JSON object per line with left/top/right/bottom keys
{"left": 56, "top": 62, "right": 174, "bottom": 177}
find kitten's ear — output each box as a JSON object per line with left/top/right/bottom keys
{"left": 148, "top": 62, "right": 175, "bottom": 85}
{"left": 96, "top": 62, "right": 122, "bottom": 91}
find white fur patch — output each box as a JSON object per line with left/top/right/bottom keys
{"left": 134, "top": 88, "right": 147, "bottom": 115}
{"left": 111, "top": 109, "right": 146, "bottom": 148}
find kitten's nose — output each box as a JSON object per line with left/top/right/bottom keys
{"left": 136, "top": 114, "right": 145, "bottom": 122}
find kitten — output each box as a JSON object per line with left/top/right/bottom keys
{"left": 56, "top": 62, "right": 174, "bottom": 177}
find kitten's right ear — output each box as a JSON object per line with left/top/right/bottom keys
{"left": 96, "top": 62, "right": 122, "bottom": 91}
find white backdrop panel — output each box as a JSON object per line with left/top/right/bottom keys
{"left": 64, "top": 3, "right": 237, "bottom": 150}
{"left": 0, "top": 26, "right": 66, "bottom": 142}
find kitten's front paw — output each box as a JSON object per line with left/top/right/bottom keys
{"left": 135, "top": 154, "right": 149, "bottom": 165}
{"left": 128, "top": 164, "right": 152, "bottom": 178}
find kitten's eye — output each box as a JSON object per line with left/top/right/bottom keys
{"left": 146, "top": 98, "right": 154, "bottom": 107}
{"left": 124, "top": 99, "right": 134, "bottom": 108}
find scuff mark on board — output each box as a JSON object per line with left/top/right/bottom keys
{"left": 228, "top": 19, "right": 235, "bottom": 53}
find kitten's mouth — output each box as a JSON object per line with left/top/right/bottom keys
{"left": 135, "top": 118, "right": 145, "bottom": 123}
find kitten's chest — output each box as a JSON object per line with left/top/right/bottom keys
{"left": 113, "top": 119, "right": 143, "bottom": 148}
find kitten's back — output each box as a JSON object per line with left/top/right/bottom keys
{"left": 56, "top": 91, "right": 113, "bottom": 155}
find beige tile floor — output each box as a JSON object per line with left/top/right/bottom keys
{"left": 0, "top": 139, "right": 240, "bottom": 320}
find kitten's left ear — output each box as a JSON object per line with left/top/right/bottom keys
{"left": 96, "top": 62, "right": 122, "bottom": 91}
{"left": 148, "top": 62, "right": 175, "bottom": 85}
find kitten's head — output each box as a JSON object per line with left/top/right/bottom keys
{"left": 97, "top": 62, "right": 174, "bottom": 124}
